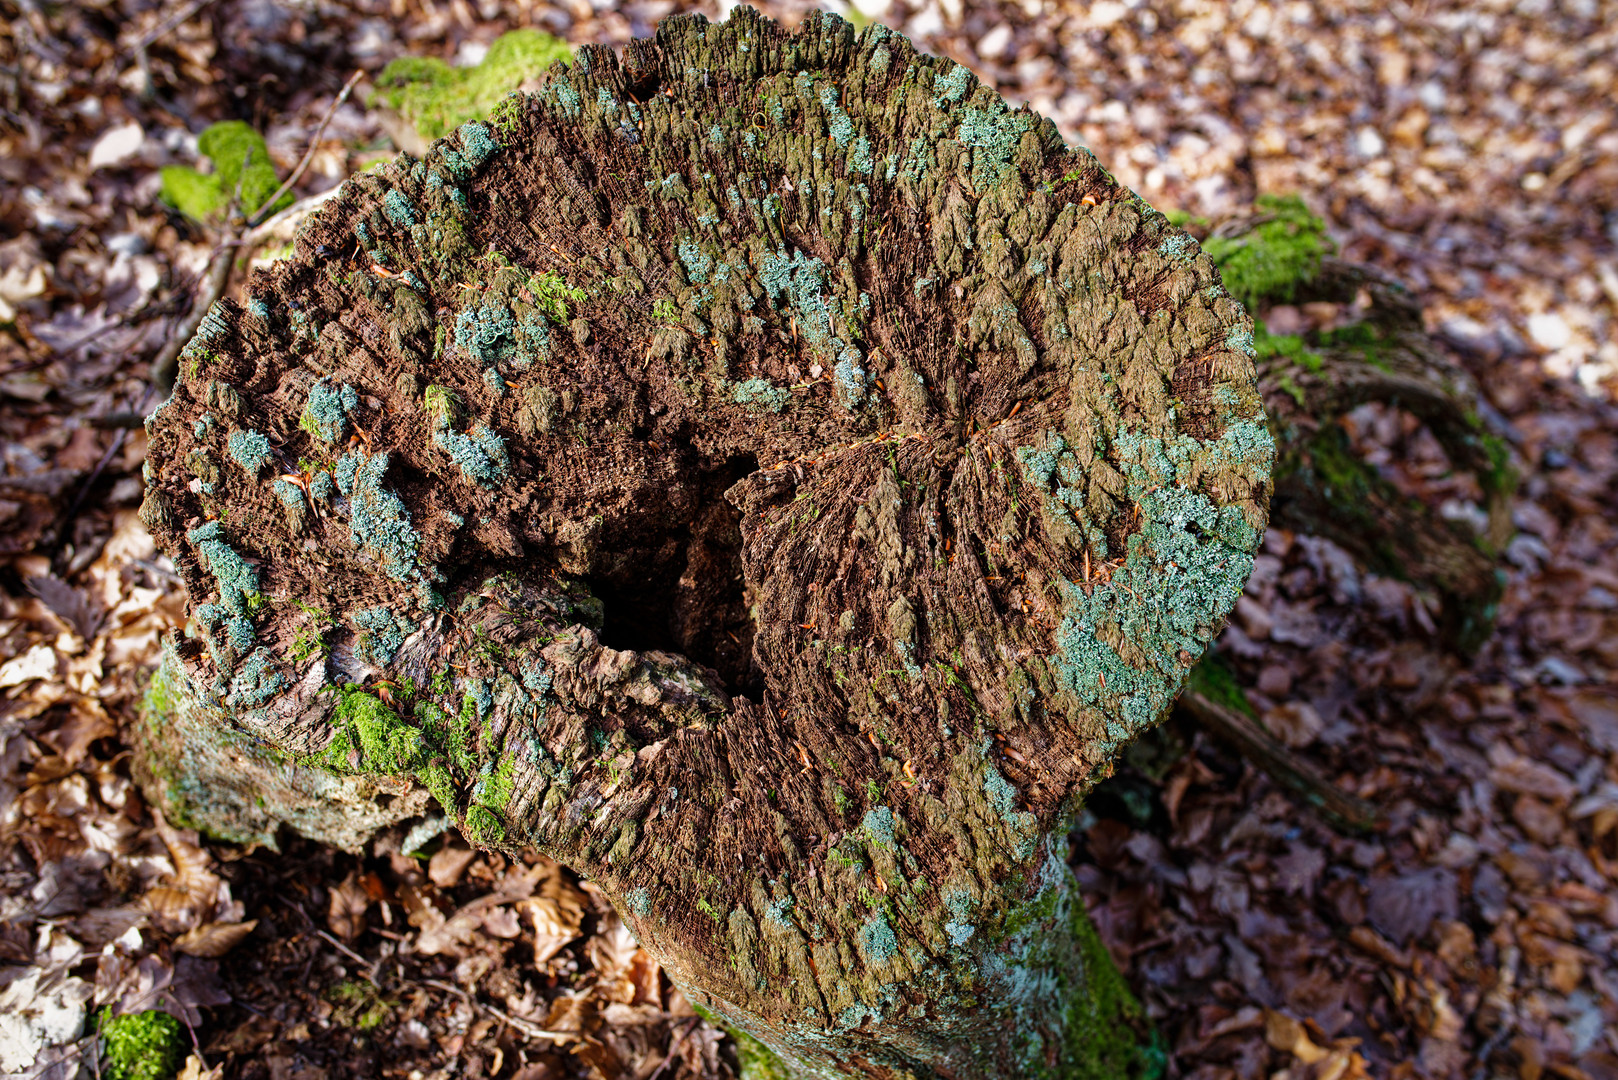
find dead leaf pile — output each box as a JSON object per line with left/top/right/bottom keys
{"left": 4, "top": 0, "right": 1617, "bottom": 1078}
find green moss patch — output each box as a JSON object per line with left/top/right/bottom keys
{"left": 1058, "top": 911, "right": 1166, "bottom": 1080}
{"left": 1203, "top": 194, "right": 1332, "bottom": 311}
{"left": 160, "top": 121, "right": 291, "bottom": 223}
{"left": 1252, "top": 320, "right": 1323, "bottom": 373}
{"left": 326, "top": 980, "right": 394, "bottom": 1032}
{"left": 1182, "top": 652, "right": 1254, "bottom": 717}
{"left": 371, "top": 29, "right": 573, "bottom": 143}
{"left": 97, "top": 1009, "right": 186, "bottom": 1080}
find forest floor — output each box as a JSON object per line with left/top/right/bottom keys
{"left": 2, "top": 0, "right": 1616, "bottom": 1078}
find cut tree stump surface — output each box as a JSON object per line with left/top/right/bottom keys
{"left": 141, "top": 8, "right": 1271, "bottom": 1073}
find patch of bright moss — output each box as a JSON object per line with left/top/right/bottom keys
{"left": 327, "top": 686, "right": 424, "bottom": 774}
{"left": 461, "top": 804, "right": 506, "bottom": 845}
{"left": 1316, "top": 321, "right": 1393, "bottom": 371}
{"left": 160, "top": 121, "right": 292, "bottom": 223}
{"left": 97, "top": 1009, "right": 186, "bottom": 1080}
{"left": 1163, "top": 208, "right": 1209, "bottom": 228}
{"left": 687, "top": 1003, "right": 796, "bottom": 1080}
{"left": 371, "top": 30, "right": 573, "bottom": 143}
{"left": 326, "top": 980, "right": 394, "bottom": 1032}
{"left": 423, "top": 384, "right": 464, "bottom": 428}
{"left": 1252, "top": 320, "right": 1323, "bottom": 373}
{"left": 1203, "top": 194, "right": 1332, "bottom": 311}
{"left": 1055, "top": 910, "right": 1166, "bottom": 1080}
{"left": 288, "top": 626, "right": 326, "bottom": 665}
{"left": 528, "top": 270, "right": 586, "bottom": 324}
{"left": 1182, "top": 652, "right": 1254, "bottom": 717}
{"left": 1477, "top": 430, "right": 1515, "bottom": 499}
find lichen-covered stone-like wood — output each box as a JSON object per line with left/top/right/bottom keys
{"left": 140, "top": 8, "right": 1271, "bottom": 1076}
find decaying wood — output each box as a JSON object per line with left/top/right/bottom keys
{"left": 138, "top": 9, "right": 1272, "bottom": 1075}
{"left": 1178, "top": 689, "right": 1379, "bottom": 834}
{"left": 1210, "top": 206, "right": 1513, "bottom": 654}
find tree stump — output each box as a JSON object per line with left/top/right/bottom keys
{"left": 138, "top": 9, "right": 1272, "bottom": 1076}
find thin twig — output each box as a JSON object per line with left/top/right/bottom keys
{"left": 1179, "top": 690, "right": 1381, "bottom": 833}
{"left": 149, "top": 235, "right": 236, "bottom": 394}
{"left": 646, "top": 1016, "right": 703, "bottom": 1080}
{"left": 245, "top": 186, "right": 341, "bottom": 247}
{"left": 89, "top": 412, "right": 150, "bottom": 430}
{"left": 313, "top": 928, "right": 381, "bottom": 986}
{"left": 248, "top": 69, "right": 364, "bottom": 227}
{"left": 136, "top": 0, "right": 217, "bottom": 50}
{"left": 421, "top": 979, "right": 573, "bottom": 1043}
{"left": 132, "top": 0, "right": 218, "bottom": 100}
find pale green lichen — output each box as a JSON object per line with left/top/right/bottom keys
{"left": 983, "top": 759, "right": 1040, "bottom": 859}
{"left": 383, "top": 189, "right": 417, "bottom": 228}
{"left": 300, "top": 381, "right": 358, "bottom": 442}
{"left": 273, "top": 478, "right": 305, "bottom": 512}
{"left": 859, "top": 914, "right": 898, "bottom": 965}
{"left": 226, "top": 429, "right": 271, "bottom": 475}
{"left": 862, "top": 805, "right": 896, "bottom": 851}
{"left": 352, "top": 607, "right": 407, "bottom": 665}
{"left": 1041, "top": 422, "right": 1268, "bottom": 752}
{"left": 228, "top": 647, "right": 287, "bottom": 710}
{"left": 934, "top": 64, "right": 973, "bottom": 105}
{"left": 732, "top": 378, "right": 790, "bottom": 413}
{"left": 335, "top": 452, "right": 421, "bottom": 585}
{"left": 433, "top": 423, "right": 509, "bottom": 489}
{"left": 678, "top": 236, "right": 715, "bottom": 284}
{"left": 309, "top": 470, "right": 334, "bottom": 502}
{"left": 186, "top": 520, "right": 259, "bottom": 617}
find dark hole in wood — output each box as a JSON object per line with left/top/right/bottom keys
{"left": 589, "top": 453, "right": 763, "bottom": 698}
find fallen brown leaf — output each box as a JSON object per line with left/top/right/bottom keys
{"left": 176, "top": 1055, "right": 225, "bottom": 1080}
{"left": 326, "top": 872, "right": 369, "bottom": 941}
{"left": 1265, "top": 1009, "right": 1329, "bottom": 1065}
{"left": 428, "top": 843, "right": 477, "bottom": 889}
{"left": 174, "top": 919, "right": 258, "bottom": 958}
{"left": 144, "top": 812, "right": 221, "bottom": 934}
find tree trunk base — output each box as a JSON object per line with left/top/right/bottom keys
{"left": 679, "top": 837, "right": 1163, "bottom": 1080}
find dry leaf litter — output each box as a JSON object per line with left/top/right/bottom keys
{"left": 1, "top": 0, "right": 1615, "bottom": 1078}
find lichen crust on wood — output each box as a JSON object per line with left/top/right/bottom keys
{"left": 140, "top": 7, "right": 1269, "bottom": 1075}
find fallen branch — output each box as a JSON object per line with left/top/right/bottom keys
{"left": 148, "top": 237, "right": 235, "bottom": 394}
{"left": 1179, "top": 690, "right": 1381, "bottom": 833}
